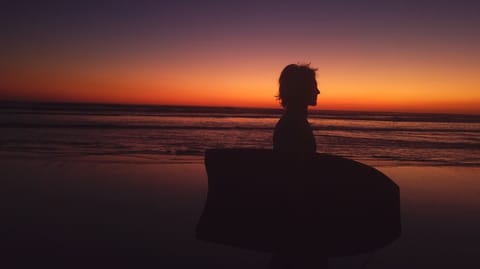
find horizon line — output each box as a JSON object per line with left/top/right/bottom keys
{"left": 1, "top": 99, "right": 479, "bottom": 117}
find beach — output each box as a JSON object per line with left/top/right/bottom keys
{"left": 2, "top": 157, "right": 479, "bottom": 268}
{"left": 1, "top": 103, "right": 479, "bottom": 268}
{"left": 3, "top": 0, "right": 480, "bottom": 267}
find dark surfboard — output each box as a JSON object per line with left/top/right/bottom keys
{"left": 196, "top": 148, "right": 401, "bottom": 256}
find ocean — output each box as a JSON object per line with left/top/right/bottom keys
{"left": 2, "top": 101, "right": 480, "bottom": 268}
{"left": 1, "top": 102, "right": 479, "bottom": 167}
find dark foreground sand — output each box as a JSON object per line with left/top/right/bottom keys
{"left": 2, "top": 158, "right": 479, "bottom": 268}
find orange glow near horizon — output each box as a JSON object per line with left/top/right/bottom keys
{"left": 1, "top": 2, "right": 480, "bottom": 115}
{"left": 2, "top": 53, "right": 479, "bottom": 114}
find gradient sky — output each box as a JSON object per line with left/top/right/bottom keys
{"left": 1, "top": 0, "right": 479, "bottom": 114}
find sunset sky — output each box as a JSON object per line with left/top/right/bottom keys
{"left": 1, "top": 0, "right": 479, "bottom": 114}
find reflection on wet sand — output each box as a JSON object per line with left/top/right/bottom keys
{"left": 1, "top": 160, "right": 479, "bottom": 268}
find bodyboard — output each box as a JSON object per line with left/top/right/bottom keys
{"left": 196, "top": 148, "right": 401, "bottom": 256}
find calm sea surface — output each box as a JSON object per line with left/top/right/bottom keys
{"left": 1, "top": 102, "right": 479, "bottom": 166}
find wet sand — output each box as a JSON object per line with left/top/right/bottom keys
{"left": 2, "top": 159, "right": 479, "bottom": 268}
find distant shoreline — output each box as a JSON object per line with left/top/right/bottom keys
{"left": 1, "top": 99, "right": 479, "bottom": 118}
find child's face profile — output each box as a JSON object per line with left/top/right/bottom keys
{"left": 308, "top": 79, "right": 320, "bottom": 106}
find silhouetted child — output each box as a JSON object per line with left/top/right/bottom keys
{"left": 270, "top": 63, "right": 327, "bottom": 269}
{"left": 273, "top": 63, "right": 319, "bottom": 154}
